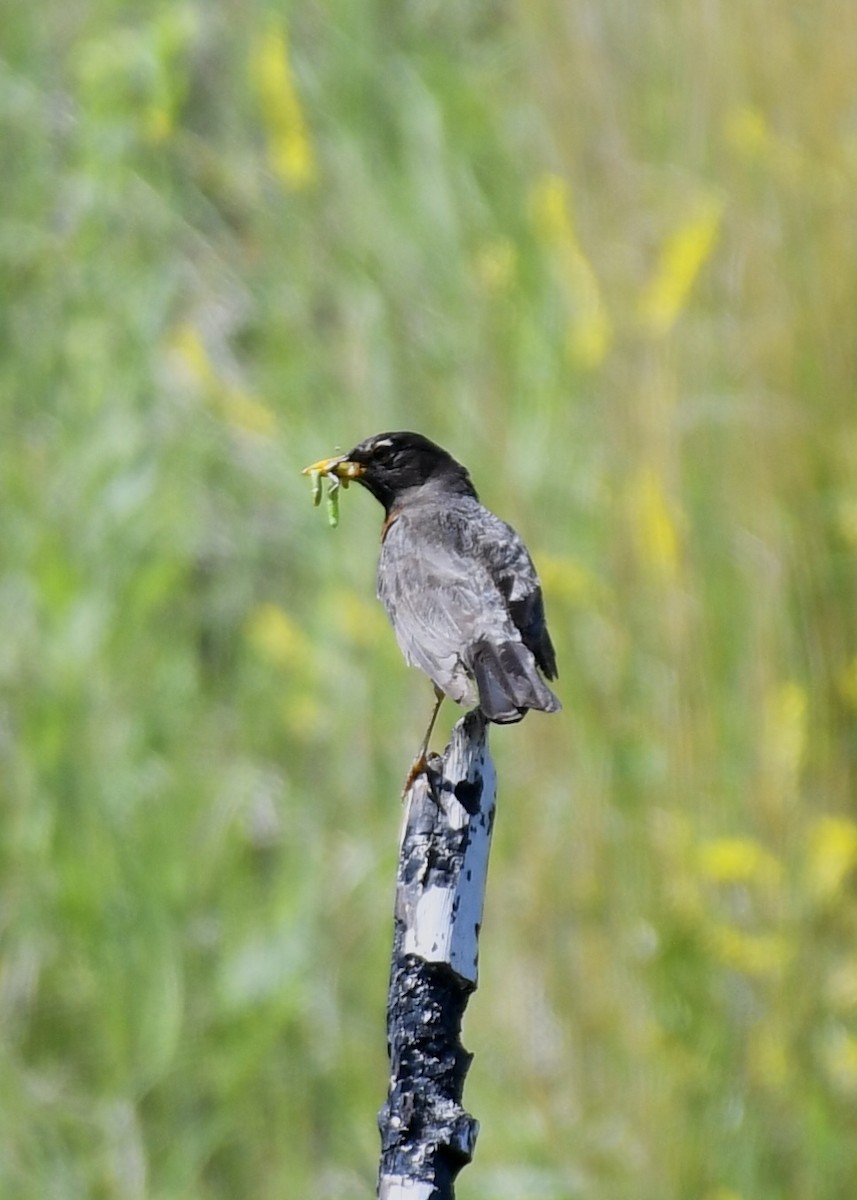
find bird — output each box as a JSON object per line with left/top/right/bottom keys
{"left": 303, "top": 431, "right": 560, "bottom": 779}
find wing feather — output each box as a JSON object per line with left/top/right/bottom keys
{"left": 376, "top": 498, "right": 558, "bottom": 709}
{"left": 377, "top": 511, "right": 510, "bottom": 703}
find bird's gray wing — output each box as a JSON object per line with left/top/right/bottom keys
{"left": 377, "top": 510, "right": 513, "bottom": 703}
{"left": 449, "top": 505, "right": 559, "bottom": 681}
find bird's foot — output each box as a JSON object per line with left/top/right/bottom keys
{"left": 401, "top": 751, "right": 445, "bottom": 804}
{"left": 400, "top": 687, "right": 445, "bottom": 802}
{"left": 401, "top": 752, "right": 429, "bottom": 800}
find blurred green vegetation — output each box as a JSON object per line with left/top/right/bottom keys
{"left": 2, "top": 1, "right": 857, "bottom": 1197}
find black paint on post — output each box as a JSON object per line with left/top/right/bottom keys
{"left": 377, "top": 710, "right": 496, "bottom": 1200}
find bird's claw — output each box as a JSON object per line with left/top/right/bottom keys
{"left": 401, "top": 753, "right": 429, "bottom": 800}
{"left": 401, "top": 752, "right": 445, "bottom": 804}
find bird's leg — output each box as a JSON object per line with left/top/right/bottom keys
{"left": 401, "top": 686, "right": 445, "bottom": 797}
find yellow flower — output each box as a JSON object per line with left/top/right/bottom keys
{"left": 530, "top": 173, "right": 612, "bottom": 368}
{"left": 253, "top": 25, "right": 316, "bottom": 189}
{"left": 837, "top": 499, "right": 857, "bottom": 548}
{"left": 334, "top": 590, "right": 390, "bottom": 649}
{"left": 639, "top": 196, "right": 723, "bottom": 336}
{"left": 220, "top": 389, "right": 278, "bottom": 437}
{"left": 723, "top": 103, "right": 802, "bottom": 180}
{"left": 762, "top": 681, "right": 807, "bottom": 793}
{"left": 537, "top": 553, "right": 607, "bottom": 608}
{"left": 706, "top": 924, "right": 792, "bottom": 978}
{"left": 628, "top": 467, "right": 682, "bottom": 581}
{"left": 836, "top": 656, "right": 857, "bottom": 709}
{"left": 171, "top": 323, "right": 216, "bottom": 388}
{"left": 698, "top": 837, "right": 783, "bottom": 889}
{"left": 168, "top": 323, "right": 277, "bottom": 437}
{"left": 806, "top": 816, "right": 857, "bottom": 901}
{"left": 246, "top": 604, "right": 311, "bottom": 671}
{"left": 723, "top": 104, "right": 769, "bottom": 159}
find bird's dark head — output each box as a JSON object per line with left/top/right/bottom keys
{"left": 304, "top": 431, "right": 477, "bottom": 513}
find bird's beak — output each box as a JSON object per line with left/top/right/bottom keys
{"left": 301, "top": 453, "right": 365, "bottom": 480}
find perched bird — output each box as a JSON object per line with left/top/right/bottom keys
{"left": 304, "top": 431, "right": 560, "bottom": 769}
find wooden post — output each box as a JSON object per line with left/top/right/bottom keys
{"left": 377, "top": 709, "right": 497, "bottom": 1200}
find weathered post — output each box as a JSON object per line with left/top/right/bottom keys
{"left": 377, "top": 709, "right": 497, "bottom": 1200}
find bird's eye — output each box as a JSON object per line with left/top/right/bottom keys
{"left": 370, "top": 439, "right": 397, "bottom": 463}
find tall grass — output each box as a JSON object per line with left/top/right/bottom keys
{"left": 2, "top": 2, "right": 856, "bottom": 1197}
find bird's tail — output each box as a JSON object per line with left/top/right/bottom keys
{"left": 469, "top": 639, "right": 562, "bottom": 725}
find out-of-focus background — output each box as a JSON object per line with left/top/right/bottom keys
{"left": 3, "top": 2, "right": 857, "bottom": 1197}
